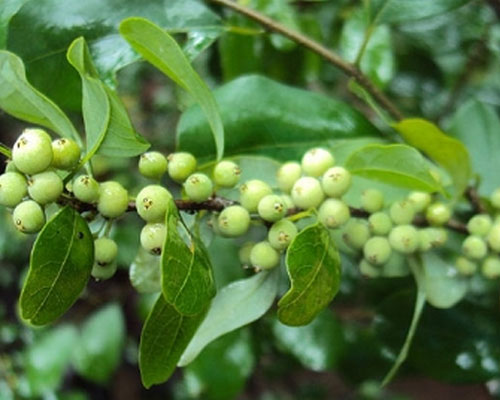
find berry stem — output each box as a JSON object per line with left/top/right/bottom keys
{"left": 0, "top": 143, "right": 12, "bottom": 159}
{"left": 465, "top": 186, "right": 486, "bottom": 214}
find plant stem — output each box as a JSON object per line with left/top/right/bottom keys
{"left": 0, "top": 143, "right": 12, "bottom": 159}
{"left": 206, "top": 0, "right": 404, "bottom": 121}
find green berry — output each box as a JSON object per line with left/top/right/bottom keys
{"left": 389, "top": 225, "right": 419, "bottom": 254}
{"left": 139, "top": 151, "right": 168, "bottom": 180}
{"left": 268, "top": 219, "right": 298, "bottom": 251}
{"left": 94, "top": 237, "right": 118, "bottom": 265}
{"left": 218, "top": 205, "right": 251, "bottom": 237}
{"left": 73, "top": 175, "right": 99, "bottom": 204}
{"left": 12, "top": 200, "right": 45, "bottom": 234}
{"left": 136, "top": 185, "right": 171, "bottom": 222}
{"left": 213, "top": 160, "right": 241, "bottom": 188}
{"left": 389, "top": 200, "right": 415, "bottom": 225}
{"left": 318, "top": 198, "right": 350, "bottom": 229}
{"left": 140, "top": 223, "right": 167, "bottom": 255}
{"left": 491, "top": 188, "right": 500, "bottom": 209}
{"left": 359, "top": 258, "right": 381, "bottom": 278}
{"left": 250, "top": 241, "right": 280, "bottom": 270}
{"left": 482, "top": 256, "right": 500, "bottom": 279}
{"left": 167, "top": 152, "right": 197, "bottom": 183}
{"left": 418, "top": 227, "right": 447, "bottom": 252}
{"left": 51, "top": 138, "right": 81, "bottom": 170}
{"left": 455, "top": 256, "right": 477, "bottom": 276}
{"left": 280, "top": 194, "right": 295, "bottom": 210}
{"left": 5, "top": 160, "right": 19, "bottom": 173}
{"left": 467, "top": 214, "right": 492, "bottom": 237}
{"left": 277, "top": 162, "right": 302, "bottom": 193}
{"left": 487, "top": 224, "right": 500, "bottom": 252}
{"left": 238, "top": 241, "right": 255, "bottom": 265}
{"left": 321, "top": 167, "right": 351, "bottom": 198}
{"left": 407, "top": 191, "right": 431, "bottom": 213}
{"left": 12, "top": 128, "right": 53, "bottom": 175}
{"left": 258, "top": 194, "right": 287, "bottom": 222}
{"left": 462, "top": 235, "right": 487, "bottom": 260}
{"left": 0, "top": 172, "right": 28, "bottom": 207}
{"left": 27, "top": 171, "right": 63, "bottom": 205}
{"left": 361, "top": 189, "right": 384, "bottom": 213}
{"left": 97, "top": 181, "right": 129, "bottom": 219}
{"left": 184, "top": 173, "right": 213, "bottom": 202}
{"left": 291, "top": 177, "right": 324, "bottom": 209}
{"left": 301, "top": 148, "right": 335, "bottom": 177}
{"left": 342, "top": 219, "right": 371, "bottom": 250}
{"left": 368, "top": 212, "right": 393, "bottom": 235}
{"left": 363, "top": 236, "right": 392, "bottom": 265}
{"left": 239, "top": 180, "right": 272, "bottom": 212}
{"left": 426, "top": 202, "right": 451, "bottom": 226}
{"left": 91, "top": 261, "right": 117, "bottom": 281}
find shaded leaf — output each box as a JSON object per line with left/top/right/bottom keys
{"left": 130, "top": 248, "right": 161, "bottom": 294}
{"left": 0, "top": 0, "right": 29, "bottom": 48}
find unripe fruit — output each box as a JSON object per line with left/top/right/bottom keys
{"left": 359, "top": 259, "right": 380, "bottom": 278}
{"left": 455, "top": 256, "right": 477, "bottom": 276}
{"left": 239, "top": 180, "right": 272, "bottom": 212}
{"left": 268, "top": 219, "right": 298, "bottom": 251}
{"left": 213, "top": 160, "right": 241, "bottom": 188}
{"left": 136, "top": 185, "right": 171, "bottom": 222}
{"left": 363, "top": 236, "right": 392, "bottom": 265}
{"left": 482, "top": 256, "right": 500, "bottom": 279}
{"left": 280, "top": 194, "right": 294, "bottom": 210}
{"left": 487, "top": 224, "right": 500, "bottom": 252}
{"left": 389, "top": 225, "right": 419, "bottom": 254}
{"left": 184, "top": 173, "right": 213, "bottom": 202}
{"left": 368, "top": 212, "right": 392, "bottom": 235}
{"left": 321, "top": 166, "right": 351, "bottom": 198}
{"left": 238, "top": 242, "right": 255, "bottom": 265}
{"left": 277, "top": 162, "right": 302, "bottom": 193}
{"left": 462, "top": 235, "right": 488, "bottom": 260}
{"left": 167, "top": 152, "right": 197, "bottom": 182}
{"left": 250, "top": 241, "right": 280, "bottom": 270}
{"left": 418, "top": 227, "right": 447, "bottom": 252}
{"left": 91, "top": 261, "right": 117, "bottom": 281}
{"left": 12, "top": 128, "right": 53, "bottom": 175}
{"left": 361, "top": 189, "right": 384, "bottom": 213}
{"left": 318, "top": 198, "right": 350, "bottom": 229}
{"left": 12, "top": 200, "right": 45, "bottom": 234}
{"left": 258, "top": 194, "right": 287, "bottom": 222}
{"left": 407, "top": 191, "right": 432, "bottom": 213}
{"left": 0, "top": 172, "right": 28, "bottom": 207}
{"left": 139, "top": 151, "right": 168, "bottom": 180}
{"left": 140, "top": 223, "right": 167, "bottom": 255}
{"left": 97, "top": 181, "right": 129, "bottom": 219}
{"left": 218, "top": 205, "right": 251, "bottom": 237}
{"left": 301, "top": 148, "right": 335, "bottom": 177}
{"left": 467, "top": 214, "right": 492, "bottom": 237}
{"left": 94, "top": 237, "right": 118, "bottom": 265}
{"left": 389, "top": 200, "right": 415, "bottom": 225}
{"left": 491, "top": 188, "right": 500, "bottom": 209}
{"left": 27, "top": 171, "right": 63, "bottom": 205}
{"left": 291, "top": 177, "right": 324, "bottom": 209}
{"left": 51, "top": 138, "right": 81, "bottom": 170}
{"left": 5, "top": 161, "right": 19, "bottom": 173}
{"left": 426, "top": 202, "right": 451, "bottom": 226}
{"left": 342, "top": 219, "right": 370, "bottom": 250}
{"left": 73, "top": 175, "right": 99, "bottom": 204}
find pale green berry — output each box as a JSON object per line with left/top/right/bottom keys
{"left": 258, "top": 194, "right": 287, "bottom": 222}
{"left": 407, "top": 191, "right": 431, "bottom": 213}
{"left": 389, "top": 200, "right": 415, "bottom": 225}
{"left": 418, "top": 227, "right": 448, "bottom": 252}
{"left": 462, "top": 235, "right": 487, "bottom": 260}
{"left": 467, "top": 214, "right": 492, "bottom": 237}
{"left": 368, "top": 212, "right": 393, "bottom": 236}
{"left": 491, "top": 188, "right": 500, "bottom": 209}
{"left": 280, "top": 194, "right": 295, "bottom": 210}
{"left": 12, "top": 128, "right": 53, "bottom": 175}
{"left": 361, "top": 189, "right": 384, "bottom": 213}
{"left": 277, "top": 162, "right": 302, "bottom": 193}
{"left": 5, "top": 161, "right": 19, "bottom": 173}
{"left": 342, "top": 219, "right": 371, "bottom": 250}
{"left": 73, "top": 175, "right": 99, "bottom": 204}
{"left": 12, "top": 200, "right": 45, "bottom": 234}
{"left": 136, "top": 185, "right": 171, "bottom": 222}
{"left": 239, "top": 180, "right": 272, "bottom": 212}
{"left": 167, "top": 152, "right": 197, "bottom": 182}
{"left": 389, "top": 225, "right": 419, "bottom": 254}
{"left": 487, "top": 224, "right": 500, "bottom": 252}
{"left": 140, "top": 223, "right": 167, "bottom": 255}
{"left": 218, "top": 205, "right": 251, "bottom": 237}
{"left": 268, "top": 219, "right": 298, "bottom": 251}
{"left": 250, "top": 241, "right": 280, "bottom": 270}
{"left": 213, "top": 160, "right": 241, "bottom": 188}
{"left": 301, "top": 148, "right": 335, "bottom": 177}
{"left": 238, "top": 241, "right": 255, "bottom": 265}
{"left": 455, "top": 256, "right": 477, "bottom": 276}
{"left": 359, "top": 259, "right": 381, "bottom": 278}
{"left": 0, "top": 172, "right": 28, "bottom": 207}
{"left": 318, "top": 198, "right": 350, "bottom": 229}
{"left": 426, "top": 202, "right": 451, "bottom": 226}
{"left": 184, "top": 173, "right": 213, "bottom": 202}
{"left": 97, "top": 181, "right": 129, "bottom": 219}
{"left": 482, "top": 256, "right": 500, "bottom": 279}
{"left": 91, "top": 261, "right": 117, "bottom": 281}
{"left": 139, "top": 151, "right": 168, "bottom": 180}
{"left": 291, "top": 177, "right": 324, "bottom": 209}
{"left": 321, "top": 166, "right": 351, "bottom": 198}
{"left": 27, "top": 171, "right": 63, "bottom": 205}
{"left": 94, "top": 237, "right": 118, "bottom": 265}
{"left": 51, "top": 138, "right": 81, "bottom": 170}
{"left": 363, "top": 236, "right": 392, "bottom": 265}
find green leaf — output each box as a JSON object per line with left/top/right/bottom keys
{"left": 20, "top": 206, "right": 94, "bottom": 326}
{"left": 162, "top": 198, "right": 215, "bottom": 316}
{"left": 394, "top": 118, "right": 471, "bottom": 196}
{"left": 179, "top": 269, "right": 279, "bottom": 366}
{"left": 119, "top": 17, "right": 224, "bottom": 161}
{"left": 278, "top": 222, "right": 341, "bottom": 326}
{"left": 72, "top": 303, "right": 125, "bottom": 384}
{"left": 139, "top": 294, "right": 207, "bottom": 388}
{"left": 130, "top": 247, "right": 161, "bottom": 294}
{"left": 177, "top": 75, "right": 382, "bottom": 162}
{"left": 345, "top": 143, "right": 441, "bottom": 192}
{"left": 0, "top": 50, "right": 80, "bottom": 141}
{"left": 0, "top": 0, "right": 29, "bottom": 48}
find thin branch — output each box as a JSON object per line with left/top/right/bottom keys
{"left": 0, "top": 143, "right": 12, "bottom": 159}
{"left": 465, "top": 186, "right": 487, "bottom": 214}
{"left": 206, "top": 0, "right": 404, "bottom": 121}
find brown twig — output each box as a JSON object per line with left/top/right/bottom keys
{"left": 465, "top": 186, "right": 487, "bottom": 214}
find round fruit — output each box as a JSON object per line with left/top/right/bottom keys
{"left": 363, "top": 236, "right": 392, "bottom": 265}
{"left": 359, "top": 259, "right": 381, "bottom": 278}
{"left": 455, "top": 256, "right": 477, "bottom": 276}
{"left": 280, "top": 194, "right": 294, "bottom": 210}
{"left": 361, "top": 189, "right": 384, "bottom": 213}
{"left": 321, "top": 166, "right": 351, "bottom": 198}
{"left": 218, "top": 205, "right": 251, "bottom": 237}
{"left": 12, "top": 128, "right": 53, "bottom": 175}
{"left": 184, "top": 173, "right": 213, "bottom": 202}
{"left": 238, "top": 242, "right": 255, "bottom": 265}
{"left": 418, "top": 227, "right": 448, "bottom": 252}
{"left": 167, "top": 152, "right": 197, "bottom": 182}
{"left": 27, "top": 171, "right": 63, "bottom": 205}
{"left": 0, "top": 172, "right": 28, "bottom": 207}
{"left": 12, "top": 200, "right": 45, "bottom": 234}
{"left": 91, "top": 261, "right": 117, "bottom": 280}
{"left": 467, "top": 214, "right": 492, "bottom": 237}
{"left": 462, "top": 235, "right": 487, "bottom": 260}
{"left": 136, "top": 185, "right": 171, "bottom": 222}
{"left": 426, "top": 202, "right": 451, "bottom": 226}
{"left": 291, "top": 177, "right": 324, "bottom": 209}
{"left": 482, "top": 256, "right": 500, "bottom": 279}
{"left": 97, "top": 181, "right": 129, "bottom": 219}
{"left": 258, "top": 194, "right": 287, "bottom": 222}
{"left": 51, "top": 138, "right": 81, "bottom": 170}
{"left": 368, "top": 212, "right": 393, "bottom": 236}
{"left": 140, "top": 223, "right": 167, "bottom": 255}
{"left": 239, "top": 180, "right": 272, "bottom": 212}
{"left": 213, "top": 160, "right": 241, "bottom": 188}
{"left": 139, "top": 151, "right": 168, "bottom": 180}
{"left": 491, "top": 188, "right": 500, "bottom": 209}
{"left": 389, "top": 225, "right": 419, "bottom": 254}
{"left": 389, "top": 200, "right": 415, "bottom": 225}
{"left": 73, "top": 175, "right": 100, "bottom": 204}
{"left": 487, "top": 224, "right": 500, "bottom": 252}
{"left": 250, "top": 241, "right": 280, "bottom": 270}
{"left": 301, "top": 148, "right": 335, "bottom": 177}
{"left": 268, "top": 219, "right": 298, "bottom": 251}
{"left": 407, "top": 191, "right": 431, "bottom": 213}
{"left": 5, "top": 161, "right": 19, "bottom": 173}
{"left": 318, "top": 198, "right": 350, "bottom": 229}
{"left": 94, "top": 237, "right": 118, "bottom": 265}
{"left": 277, "top": 162, "right": 302, "bottom": 193}
{"left": 342, "top": 219, "right": 371, "bottom": 250}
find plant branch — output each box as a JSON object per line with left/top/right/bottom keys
{"left": 206, "top": 0, "right": 404, "bottom": 121}
{"left": 0, "top": 143, "right": 12, "bottom": 159}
